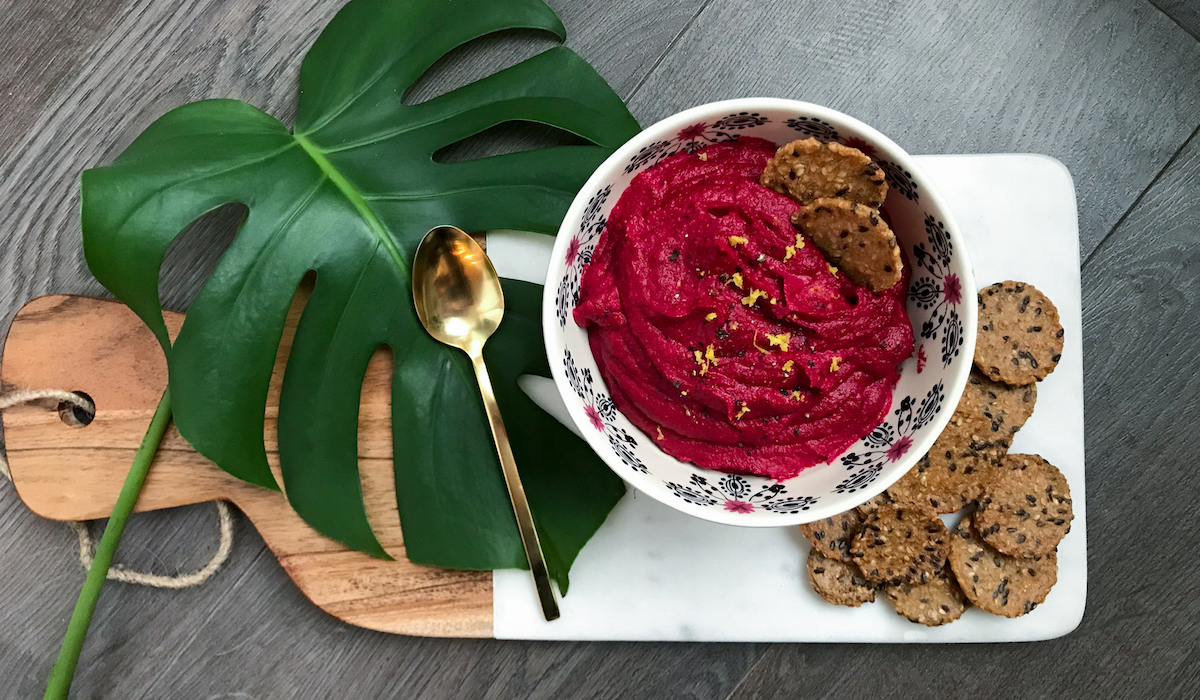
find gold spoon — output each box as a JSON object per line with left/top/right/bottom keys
{"left": 411, "top": 225, "right": 560, "bottom": 622}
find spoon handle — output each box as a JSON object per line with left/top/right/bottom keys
{"left": 469, "top": 350, "right": 560, "bottom": 621}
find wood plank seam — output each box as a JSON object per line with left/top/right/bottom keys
{"left": 622, "top": 0, "right": 717, "bottom": 103}
{"left": 1148, "top": 0, "right": 1200, "bottom": 43}
{"left": 1082, "top": 122, "right": 1200, "bottom": 268}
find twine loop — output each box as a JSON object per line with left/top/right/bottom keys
{"left": 0, "top": 389, "right": 231, "bottom": 588}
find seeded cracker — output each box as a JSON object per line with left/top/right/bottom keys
{"left": 800, "top": 510, "right": 863, "bottom": 561}
{"left": 850, "top": 504, "right": 949, "bottom": 585}
{"left": 760, "top": 137, "right": 889, "bottom": 207}
{"left": 792, "top": 198, "right": 902, "bottom": 291}
{"left": 975, "top": 281, "right": 1064, "bottom": 385}
{"left": 888, "top": 371, "right": 1037, "bottom": 513}
{"left": 948, "top": 517, "right": 1056, "bottom": 617}
{"left": 885, "top": 565, "right": 969, "bottom": 626}
{"left": 956, "top": 370, "right": 1039, "bottom": 437}
{"left": 806, "top": 550, "right": 877, "bottom": 606}
{"left": 887, "top": 452, "right": 971, "bottom": 514}
{"left": 974, "top": 454, "right": 1073, "bottom": 558}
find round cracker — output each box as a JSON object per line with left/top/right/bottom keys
{"left": 974, "top": 454, "right": 1073, "bottom": 558}
{"left": 806, "top": 549, "right": 876, "bottom": 607}
{"left": 885, "top": 565, "right": 969, "bottom": 626}
{"left": 957, "top": 370, "right": 1038, "bottom": 438}
{"left": 887, "top": 448, "right": 979, "bottom": 515}
{"left": 792, "top": 198, "right": 902, "bottom": 291}
{"left": 975, "top": 281, "right": 1063, "bottom": 385}
{"left": 760, "top": 137, "right": 888, "bottom": 207}
{"left": 799, "top": 509, "right": 862, "bottom": 561}
{"left": 948, "top": 517, "right": 1057, "bottom": 617}
{"left": 889, "top": 372, "right": 1038, "bottom": 513}
{"left": 850, "top": 504, "right": 949, "bottom": 585}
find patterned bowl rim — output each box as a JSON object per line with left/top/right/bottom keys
{"left": 541, "top": 97, "right": 977, "bottom": 526}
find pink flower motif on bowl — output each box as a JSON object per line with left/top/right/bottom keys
{"left": 944, "top": 273, "right": 962, "bottom": 305}
{"left": 584, "top": 404, "right": 604, "bottom": 432}
{"left": 886, "top": 435, "right": 913, "bottom": 462}
{"left": 565, "top": 235, "right": 583, "bottom": 266}
{"left": 676, "top": 122, "right": 708, "bottom": 141}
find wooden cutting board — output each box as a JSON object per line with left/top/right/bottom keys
{"left": 1, "top": 292, "right": 493, "bottom": 638}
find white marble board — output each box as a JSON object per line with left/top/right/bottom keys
{"left": 485, "top": 154, "right": 1086, "bottom": 643}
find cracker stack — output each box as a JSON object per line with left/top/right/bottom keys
{"left": 760, "top": 138, "right": 901, "bottom": 291}
{"left": 800, "top": 281, "right": 1072, "bottom": 626}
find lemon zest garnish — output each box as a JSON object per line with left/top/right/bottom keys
{"left": 681, "top": 390, "right": 688, "bottom": 396}
{"left": 795, "top": 233, "right": 806, "bottom": 249}
{"left": 782, "top": 360, "right": 795, "bottom": 373}
{"left": 705, "top": 344, "right": 718, "bottom": 366}
{"left": 728, "top": 235, "right": 749, "bottom": 247}
{"left": 784, "top": 245, "right": 796, "bottom": 261}
{"left": 791, "top": 391, "right": 806, "bottom": 401}
{"left": 735, "top": 403, "right": 750, "bottom": 420}
{"left": 656, "top": 426, "right": 664, "bottom": 440}
{"left": 770, "top": 297, "right": 777, "bottom": 305}
{"left": 705, "top": 312, "right": 717, "bottom": 321}
{"left": 730, "top": 272, "right": 744, "bottom": 289}
{"left": 742, "top": 289, "right": 767, "bottom": 306}
{"left": 830, "top": 356, "right": 842, "bottom": 372}
{"left": 765, "top": 332, "right": 791, "bottom": 352}
{"left": 828, "top": 263, "right": 839, "bottom": 277}
{"left": 730, "top": 321, "right": 739, "bottom": 330}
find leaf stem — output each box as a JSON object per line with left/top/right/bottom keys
{"left": 43, "top": 389, "right": 173, "bottom": 700}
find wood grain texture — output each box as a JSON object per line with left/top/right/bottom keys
{"left": 1153, "top": 0, "right": 1200, "bottom": 40}
{"left": 0, "top": 0, "right": 1197, "bottom": 697}
{"left": 625, "top": 0, "right": 1200, "bottom": 261}
{"left": 0, "top": 0, "right": 127, "bottom": 154}
{"left": 2, "top": 294, "right": 493, "bottom": 638}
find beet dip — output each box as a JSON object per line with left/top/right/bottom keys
{"left": 573, "top": 138, "right": 913, "bottom": 480}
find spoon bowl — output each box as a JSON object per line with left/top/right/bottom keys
{"left": 411, "top": 226, "right": 504, "bottom": 352}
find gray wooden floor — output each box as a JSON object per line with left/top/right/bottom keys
{"left": 2, "top": 0, "right": 1198, "bottom": 697}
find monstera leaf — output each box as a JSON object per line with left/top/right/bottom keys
{"left": 81, "top": 0, "right": 635, "bottom": 590}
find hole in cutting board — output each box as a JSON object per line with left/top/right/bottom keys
{"left": 57, "top": 391, "right": 95, "bottom": 428}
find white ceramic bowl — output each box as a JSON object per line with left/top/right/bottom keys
{"left": 543, "top": 98, "right": 976, "bottom": 526}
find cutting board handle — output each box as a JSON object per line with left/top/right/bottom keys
{"left": 1, "top": 294, "right": 492, "bottom": 637}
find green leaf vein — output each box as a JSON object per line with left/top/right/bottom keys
{"left": 294, "top": 133, "right": 407, "bottom": 277}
